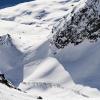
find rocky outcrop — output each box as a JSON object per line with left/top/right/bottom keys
{"left": 50, "top": 0, "right": 100, "bottom": 49}
{"left": 0, "top": 74, "right": 21, "bottom": 91}
{"left": 0, "top": 74, "right": 14, "bottom": 87}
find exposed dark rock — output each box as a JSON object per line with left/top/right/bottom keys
{"left": 37, "top": 96, "right": 43, "bottom": 99}
{"left": 0, "top": 74, "right": 13, "bottom": 88}
{"left": 0, "top": 74, "right": 21, "bottom": 91}
{"left": 50, "top": 0, "right": 100, "bottom": 49}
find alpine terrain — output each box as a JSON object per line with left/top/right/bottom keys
{"left": 0, "top": 0, "right": 100, "bottom": 100}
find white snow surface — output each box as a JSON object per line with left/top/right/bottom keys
{"left": 0, "top": 0, "right": 100, "bottom": 100}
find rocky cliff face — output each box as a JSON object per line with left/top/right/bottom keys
{"left": 50, "top": 0, "right": 100, "bottom": 49}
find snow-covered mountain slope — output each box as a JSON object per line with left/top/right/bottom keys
{"left": 1, "top": 83, "right": 100, "bottom": 100}
{"left": 0, "top": 0, "right": 100, "bottom": 100}
{"left": 51, "top": 0, "right": 100, "bottom": 49}
{"left": 0, "top": 0, "right": 81, "bottom": 32}
{"left": 0, "top": 34, "right": 23, "bottom": 86}
{"left": 0, "top": 83, "right": 35, "bottom": 100}
{"left": 50, "top": 0, "right": 100, "bottom": 90}
{"left": 0, "top": 0, "right": 81, "bottom": 87}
